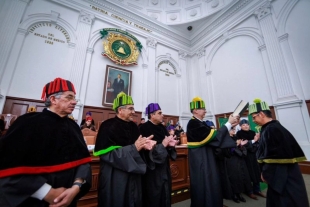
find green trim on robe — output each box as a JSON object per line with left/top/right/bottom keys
{"left": 257, "top": 156, "right": 307, "bottom": 164}
{"left": 187, "top": 129, "right": 217, "bottom": 148}
{"left": 93, "top": 146, "right": 122, "bottom": 156}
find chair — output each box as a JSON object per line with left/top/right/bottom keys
{"left": 81, "top": 128, "right": 97, "bottom": 136}
{"left": 84, "top": 135, "right": 96, "bottom": 145}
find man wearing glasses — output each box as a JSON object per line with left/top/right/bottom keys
{"left": 0, "top": 77, "right": 92, "bottom": 207}
{"left": 94, "top": 92, "right": 156, "bottom": 207}
{"left": 139, "top": 103, "right": 178, "bottom": 207}
{"left": 186, "top": 97, "right": 239, "bottom": 207}
{"left": 249, "top": 98, "right": 309, "bottom": 207}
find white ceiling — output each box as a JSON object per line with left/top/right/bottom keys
{"left": 106, "top": 0, "right": 239, "bottom": 34}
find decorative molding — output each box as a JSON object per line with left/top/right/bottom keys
{"left": 79, "top": 11, "right": 95, "bottom": 24}
{"left": 196, "top": 48, "right": 205, "bottom": 58}
{"left": 142, "top": 64, "right": 148, "bottom": 69}
{"left": 278, "top": 33, "right": 289, "bottom": 43}
{"left": 258, "top": 44, "right": 266, "bottom": 51}
{"left": 86, "top": 47, "right": 94, "bottom": 54}
{"left": 19, "top": 13, "right": 77, "bottom": 44}
{"left": 68, "top": 42, "right": 76, "bottom": 48}
{"left": 170, "top": 13, "right": 177, "bottom": 20}
{"left": 169, "top": 0, "right": 177, "bottom": 6}
{"left": 191, "top": 0, "right": 254, "bottom": 47}
{"left": 146, "top": 37, "right": 157, "bottom": 48}
{"left": 211, "top": 0, "right": 219, "bottom": 8}
{"left": 178, "top": 51, "right": 187, "bottom": 59}
{"left": 189, "top": 9, "right": 197, "bottom": 17}
{"left": 166, "top": 53, "right": 171, "bottom": 60}
{"left": 254, "top": 2, "right": 271, "bottom": 21}
{"left": 273, "top": 99, "right": 303, "bottom": 110}
{"left": 86, "top": 0, "right": 190, "bottom": 48}
{"left": 206, "top": 28, "right": 264, "bottom": 73}
{"left": 51, "top": 11, "right": 60, "bottom": 23}
{"left": 151, "top": 0, "right": 159, "bottom": 5}
{"left": 277, "top": 0, "right": 298, "bottom": 36}
{"left": 17, "top": 28, "right": 28, "bottom": 36}
{"left": 150, "top": 13, "right": 158, "bottom": 19}
{"left": 156, "top": 54, "right": 180, "bottom": 76}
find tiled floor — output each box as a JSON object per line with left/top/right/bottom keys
{"left": 173, "top": 174, "right": 310, "bottom": 207}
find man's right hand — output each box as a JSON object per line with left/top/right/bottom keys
{"left": 135, "top": 135, "right": 155, "bottom": 151}
{"left": 43, "top": 187, "right": 66, "bottom": 204}
{"left": 228, "top": 114, "right": 240, "bottom": 127}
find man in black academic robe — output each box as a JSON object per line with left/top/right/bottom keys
{"left": 0, "top": 78, "right": 92, "bottom": 207}
{"left": 187, "top": 97, "right": 239, "bottom": 207}
{"left": 249, "top": 99, "right": 309, "bottom": 207}
{"left": 139, "top": 103, "right": 178, "bottom": 207}
{"left": 94, "top": 92, "right": 156, "bottom": 207}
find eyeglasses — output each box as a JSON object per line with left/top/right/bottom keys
{"left": 252, "top": 113, "right": 260, "bottom": 120}
{"left": 62, "top": 95, "right": 79, "bottom": 102}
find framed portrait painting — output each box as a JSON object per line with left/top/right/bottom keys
{"left": 102, "top": 65, "right": 132, "bottom": 107}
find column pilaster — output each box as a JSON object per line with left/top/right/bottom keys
{"left": 255, "top": 4, "right": 296, "bottom": 102}
{"left": 256, "top": 4, "right": 310, "bottom": 159}
{"left": 178, "top": 51, "right": 191, "bottom": 127}
{"left": 69, "top": 11, "right": 94, "bottom": 98}
{"left": 0, "top": 28, "right": 28, "bottom": 112}
{"left": 0, "top": 0, "right": 31, "bottom": 82}
{"left": 146, "top": 37, "right": 157, "bottom": 104}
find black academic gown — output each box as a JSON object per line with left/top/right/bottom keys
{"left": 0, "top": 109, "right": 92, "bottom": 207}
{"left": 139, "top": 121, "right": 177, "bottom": 207}
{"left": 94, "top": 116, "right": 147, "bottom": 207}
{"left": 186, "top": 117, "right": 236, "bottom": 207}
{"left": 257, "top": 120, "right": 309, "bottom": 207}
{"left": 236, "top": 130, "right": 261, "bottom": 184}
{"left": 226, "top": 145, "right": 252, "bottom": 194}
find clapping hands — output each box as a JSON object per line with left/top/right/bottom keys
{"left": 135, "top": 135, "right": 156, "bottom": 151}
{"left": 162, "top": 135, "right": 178, "bottom": 147}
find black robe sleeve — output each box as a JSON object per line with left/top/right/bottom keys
{"left": 0, "top": 175, "right": 47, "bottom": 207}
{"left": 99, "top": 145, "right": 146, "bottom": 174}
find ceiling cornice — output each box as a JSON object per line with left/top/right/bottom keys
{"left": 86, "top": 0, "right": 190, "bottom": 41}
{"left": 48, "top": 0, "right": 192, "bottom": 52}
{"left": 189, "top": 0, "right": 266, "bottom": 55}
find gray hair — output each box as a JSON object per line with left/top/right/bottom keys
{"left": 115, "top": 106, "right": 126, "bottom": 114}
{"left": 44, "top": 92, "right": 63, "bottom": 107}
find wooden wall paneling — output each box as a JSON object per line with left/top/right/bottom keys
{"left": 214, "top": 106, "right": 276, "bottom": 129}
{"left": 163, "top": 114, "right": 179, "bottom": 127}
{"left": 3, "top": 96, "right": 45, "bottom": 116}
{"left": 82, "top": 106, "right": 142, "bottom": 129}
{"left": 77, "top": 155, "right": 99, "bottom": 207}
{"left": 306, "top": 100, "right": 310, "bottom": 116}
{"left": 170, "top": 146, "right": 190, "bottom": 204}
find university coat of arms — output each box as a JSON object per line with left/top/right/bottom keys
{"left": 100, "top": 28, "right": 142, "bottom": 65}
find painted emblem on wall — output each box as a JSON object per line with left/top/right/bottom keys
{"left": 100, "top": 28, "right": 142, "bottom": 65}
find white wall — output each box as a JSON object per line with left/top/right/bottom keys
{"left": 209, "top": 35, "right": 272, "bottom": 114}
{"left": 8, "top": 24, "right": 75, "bottom": 99}
{"left": 285, "top": 0, "right": 310, "bottom": 99}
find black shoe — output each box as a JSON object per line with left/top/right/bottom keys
{"left": 232, "top": 194, "right": 240, "bottom": 203}
{"left": 237, "top": 194, "right": 246, "bottom": 202}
